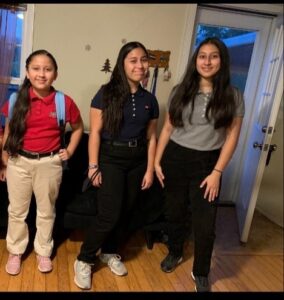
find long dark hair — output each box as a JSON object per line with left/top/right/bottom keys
{"left": 101, "top": 41, "right": 148, "bottom": 137}
{"left": 4, "top": 49, "right": 58, "bottom": 156}
{"left": 169, "top": 37, "right": 235, "bottom": 129}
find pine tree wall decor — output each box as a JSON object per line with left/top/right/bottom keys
{"left": 101, "top": 58, "right": 112, "bottom": 73}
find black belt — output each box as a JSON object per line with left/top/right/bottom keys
{"left": 18, "top": 149, "right": 59, "bottom": 159}
{"left": 102, "top": 139, "right": 147, "bottom": 148}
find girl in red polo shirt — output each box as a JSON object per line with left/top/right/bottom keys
{"left": 1, "top": 49, "right": 84, "bottom": 275}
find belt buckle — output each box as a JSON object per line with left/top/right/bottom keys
{"left": 128, "top": 140, "right": 137, "bottom": 147}
{"left": 29, "top": 151, "right": 40, "bottom": 160}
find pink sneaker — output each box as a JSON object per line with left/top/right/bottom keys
{"left": 6, "top": 254, "right": 22, "bottom": 275}
{"left": 37, "top": 255, "right": 53, "bottom": 273}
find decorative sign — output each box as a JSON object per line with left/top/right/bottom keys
{"left": 147, "top": 50, "right": 171, "bottom": 68}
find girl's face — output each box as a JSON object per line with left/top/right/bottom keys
{"left": 26, "top": 54, "right": 57, "bottom": 96}
{"left": 196, "top": 43, "right": 221, "bottom": 80}
{"left": 124, "top": 47, "right": 149, "bottom": 88}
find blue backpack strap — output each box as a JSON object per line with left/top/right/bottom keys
{"left": 55, "top": 91, "right": 65, "bottom": 127}
{"left": 8, "top": 92, "right": 18, "bottom": 120}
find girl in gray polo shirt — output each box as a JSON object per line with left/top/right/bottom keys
{"left": 154, "top": 37, "right": 244, "bottom": 292}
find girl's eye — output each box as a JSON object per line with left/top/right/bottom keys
{"left": 211, "top": 54, "right": 220, "bottom": 59}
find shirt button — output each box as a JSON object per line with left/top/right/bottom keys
{"left": 133, "top": 114, "right": 136, "bottom": 117}
{"left": 133, "top": 108, "right": 136, "bottom": 111}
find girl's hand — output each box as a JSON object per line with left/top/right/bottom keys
{"left": 0, "top": 167, "right": 6, "bottom": 182}
{"left": 58, "top": 148, "right": 71, "bottom": 161}
{"left": 88, "top": 168, "right": 102, "bottom": 187}
{"left": 154, "top": 164, "right": 165, "bottom": 188}
{"left": 200, "top": 172, "right": 221, "bottom": 202}
{"left": 141, "top": 170, "right": 154, "bottom": 190}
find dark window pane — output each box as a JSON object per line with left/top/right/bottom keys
{"left": 11, "top": 12, "right": 23, "bottom": 78}
{"left": 11, "top": 45, "right": 21, "bottom": 77}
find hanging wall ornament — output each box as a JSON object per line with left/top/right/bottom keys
{"left": 101, "top": 59, "right": 112, "bottom": 73}
{"left": 163, "top": 67, "right": 171, "bottom": 81}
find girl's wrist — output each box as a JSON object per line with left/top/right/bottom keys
{"left": 213, "top": 168, "right": 223, "bottom": 175}
{"left": 88, "top": 163, "right": 99, "bottom": 169}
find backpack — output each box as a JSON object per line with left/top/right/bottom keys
{"left": 8, "top": 91, "right": 66, "bottom": 127}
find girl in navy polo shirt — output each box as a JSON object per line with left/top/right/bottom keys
{"left": 1, "top": 49, "right": 83, "bottom": 276}
{"left": 74, "top": 41, "right": 159, "bottom": 290}
{"left": 154, "top": 37, "right": 244, "bottom": 292}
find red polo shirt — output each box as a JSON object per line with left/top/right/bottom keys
{"left": 1, "top": 87, "right": 81, "bottom": 152}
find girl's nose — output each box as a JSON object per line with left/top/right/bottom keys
{"left": 205, "top": 57, "right": 211, "bottom": 65}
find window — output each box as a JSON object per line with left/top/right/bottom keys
{"left": 7, "top": 4, "right": 34, "bottom": 97}
{"left": 1, "top": 4, "right": 34, "bottom": 126}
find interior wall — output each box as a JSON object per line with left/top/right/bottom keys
{"left": 32, "top": 4, "right": 193, "bottom": 131}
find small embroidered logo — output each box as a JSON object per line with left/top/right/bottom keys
{"left": 49, "top": 111, "right": 57, "bottom": 118}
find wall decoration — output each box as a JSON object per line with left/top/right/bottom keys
{"left": 101, "top": 59, "right": 112, "bottom": 73}
{"left": 147, "top": 49, "right": 170, "bottom": 69}
{"left": 163, "top": 67, "right": 172, "bottom": 81}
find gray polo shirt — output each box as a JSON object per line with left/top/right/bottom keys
{"left": 170, "top": 88, "right": 245, "bottom": 151}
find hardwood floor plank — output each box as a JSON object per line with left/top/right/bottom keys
{"left": 21, "top": 252, "right": 36, "bottom": 291}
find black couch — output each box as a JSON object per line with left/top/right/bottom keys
{"left": 1, "top": 132, "right": 167, "bottom": 249}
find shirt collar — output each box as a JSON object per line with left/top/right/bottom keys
{"left": 29, "top": 87, "right": 56, "bottom": 105}
{"left": 131, "top": 84, "right": 145, "bottom": 97}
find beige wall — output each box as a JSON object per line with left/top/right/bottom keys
{"left": 32, "top": 4, "right": 192, "bottom": 131}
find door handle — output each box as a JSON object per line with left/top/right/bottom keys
{"left": 266, "top": 144, "right": 277, "bottom": 166}
{"left": 262, "top": 126, "right": 275, "bottom": 134}
{"left": 253, "top": 142, "right": 262, "bottom": 150}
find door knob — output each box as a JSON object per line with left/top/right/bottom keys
{"left": 253, "top": 142, "right": 262, "bottom": 150}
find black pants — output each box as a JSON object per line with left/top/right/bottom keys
{"left": 161, "top": 140, "right": 221, "bottom": 276}
{"left": 78, "top": 142, "right": 147, "bottom": 263}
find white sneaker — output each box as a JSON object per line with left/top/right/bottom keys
{"left": 99, "top": 253, "right": 128, "bottom": 276}
{"left": 74, "top": 259, "right": 92, "bottom": 290}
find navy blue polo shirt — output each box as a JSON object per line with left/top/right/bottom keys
{"left": 91, "top": 85, "right": 159, "bottom": 141}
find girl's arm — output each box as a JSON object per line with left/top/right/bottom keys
{"left": 59, "top": 116, "right": 84, "bottom": 161}
{"left": 0, "top": 119, "right": 10, "bottom": 181}
{"left": 200, "top": 116, "right": 243, "bottom": 201}
{"left": 88, "top": 107, "right": 103, "bottom": 187}
{"left": 141, "top": 118, "right": 158, "bottom": 190}
{"left": 154, "top": 112, "right": 174, "bottom": 187}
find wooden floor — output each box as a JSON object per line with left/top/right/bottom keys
{"left": 0, "top": 207, "right": 283, "bottom": 292}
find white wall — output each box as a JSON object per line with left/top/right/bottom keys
{"left": 32, "top": 4, "right": 194, "bottom": 131}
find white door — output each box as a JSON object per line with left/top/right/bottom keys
{"left": 192, "top": 7, "right": 283, "bottom": 242}
{"left": 236, "top": 25, "right": 283, "bottom": 242}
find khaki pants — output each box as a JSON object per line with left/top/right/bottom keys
{"left": 6, "top": 154, "right": 62, "bottom": 257}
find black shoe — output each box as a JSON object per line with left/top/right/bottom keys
{"left": 161, "top": 253, "right": 183, "bottom": 273}
{"left": 191, "top": 272, "right": 210, "bottom": 292}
